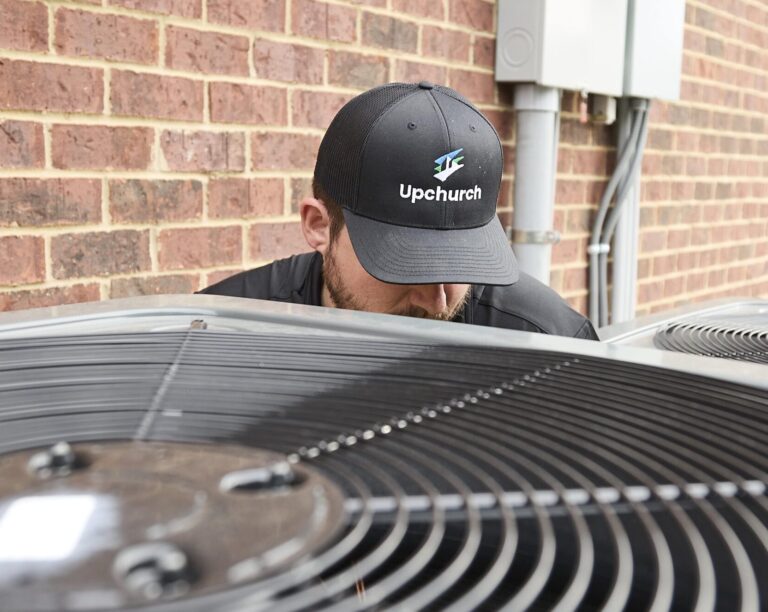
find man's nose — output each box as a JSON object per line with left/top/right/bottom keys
{"left": 409, "top": 284, "right": 447, "bottom": 315}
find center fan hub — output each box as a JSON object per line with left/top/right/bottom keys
{"left": 0, "top": 441, "right": 345, "bottom": 611}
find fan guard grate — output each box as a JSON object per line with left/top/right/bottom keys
{"left": 654, "top": 317, "right": 768, "bottom": 364}
{"left": 0, "top": 328, "right": 766, "bottom": 611}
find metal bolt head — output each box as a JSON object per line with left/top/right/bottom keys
{"left": 113, "top": 542, "right": 193, "bottom": 601}
{"left": 219, "top": 461, "right": 301, "bottom": 493}
{"left": 28, "top": 441, "right": 78, "bottom": 478}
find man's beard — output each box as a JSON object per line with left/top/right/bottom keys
{"left": 323, "top": 247, "right": 469, "bottom": 321}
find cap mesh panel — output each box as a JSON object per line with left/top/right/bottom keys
{"left": 314, "top": 83, "right": 415, "bottom": 211}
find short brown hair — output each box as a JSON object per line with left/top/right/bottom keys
{"left": 312, "top": 178, "right": 345, "bottom": 243}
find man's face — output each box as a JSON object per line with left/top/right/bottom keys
{"left": 322, "top": 226, "right": 470, "bottom": 320}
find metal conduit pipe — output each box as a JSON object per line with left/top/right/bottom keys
{"left": 611, "top": 99, "right": 643, "bottom": 325}
{"left": 588, "top": 106, "right": 643, "bottom": 325}
{"left": 510, "top": 85, "right": 562, "bottom": 285}
{"left": 600, "top": 100, "right": 650, "bottom": 327}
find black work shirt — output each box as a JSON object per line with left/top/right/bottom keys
{"left": 200, "top": 252, "right": 599, "bottom": 340}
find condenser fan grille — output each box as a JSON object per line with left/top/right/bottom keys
{"left": 654, "top": 317, "right": 768, "bottom": 363}
{"left": 0, "top": 329, "right": 766, "bottom": 611}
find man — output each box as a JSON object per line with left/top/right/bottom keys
{"left": 201, "top": 82, "right": 598, "bottom": 340}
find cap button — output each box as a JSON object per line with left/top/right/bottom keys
{"left": 418, "top": 81, "right": 434, "bottom": 90}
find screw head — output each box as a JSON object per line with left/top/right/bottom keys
{"left": 113, "top": 542, "right": 193, "bottom": 601}
{"left": 28, "top": 441, "right": 79, "bottom": 478}
{"left": 219, "top": 461, "right": 302, "bottom": 493}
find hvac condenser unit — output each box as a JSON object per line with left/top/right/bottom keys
{"left": 0, "top": 296, "right": 766, "bottom": 610}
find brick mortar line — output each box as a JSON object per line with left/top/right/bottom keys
{"left": 0, "top": 91, "right": 510, "bottom": 123}
{"left": 286, "top": 87, "right": 295, "bottom": 128}
{"left": 637, "top": 244, "right": 768, "bottom": 260}
{"left": 557, "top": 168, "right": 768, "bottom": 179}
{"left": 243, "top": 136, "right": 253, "bottom": 192}
{"left": 5, "top": 256, "right": 765, "bottom": 297}
{"left": 416, "top": 19, "right": 423, "bottom": 56}
{"left": 7, "top": 109, "right": 767, "bottom": 143}
{"left": 0, "top": 260, "right": 297, "bottom": 292}
{"left": 149, "top": 228, "right": 158, "bottom": 273}
{"left": 104, "top": 67, "right": 112, "bottom": 115}
{"left": 554, "top": 172, "right": 768, "bottom": 182}
{"left": 688, "top": 0, "right": 768, "bottom": 35}
{"left": 638, "top": 220, "right": 768, "bottom": 233}
{"left": 683, "top": 48, "right": 768, "bottom": 81}
{"left": 0, "top": 168, "right": 320, "bottom": 182}
{"left": 158, "top": 17, "right": 167, "bottom": 68}
{"left": 43, "top": 236, "right": 52, "bottom": 283}
{"left": 160, "top": 7, "right": 493, "bottom": 59}
{"left": 558, "top": 142, "right": 766, "bottom": 154}
{"left": 638, "top": 203, "right": 767, "bottom": 212}
{"left": 633, "top": 193, "right": 768, "bottom": 203}
{"left": 245, "top": 31, "right": 256, "bottom": 80}
{"left": 34, "top": 2, "right": 768, "bottom": 60}
{"left": 46, "top": 3, "right": 55, "bottom": 54}
{"left": 737, "top": 0, "right": 768, "bottom": 14}
{"left": 282, "top": 177, "right": 291, "bottom": 216}
{"left": 640, "top": 222, "right": 768, "bottom": 235}
{"left": 552, "top": 245, "right": 766, "bottom": 273}
{"left": 202, "top": 79, "right": 210, "bottom": 124}
{"left": 0, "top": 112, "right": 328, "bottom": 134}
{"left": 704, "top": 0, "right": 768, "bottom": 14}
{"left": 642, "top": 202, "right": 768, "bottom": 210}
{"left": 560, "top": 272, "right": 768, "bottom": 301}
{"left": 355, "top": 5, "right": 362, "bottom": 46}
{"left": 44, "top": 1, "right": 165, "bottom": 28}
{"left": 285, "top": 0, "right": 292, "bottom": 34}
{"left": 152, "top": 128, "right": 162, "bottom": 171}
{"left": 639, "top": 151, "right": 768, "bottom": 162}
{"left": 731, "top": 0, "right": 768, "bottom": 13}
{"left": 685, "top": 23, "right": 768, "bottom": 54}
{"left": 1, "top": 33, "right": 496, "bottom": 75}
{"left": 0, "top": 274, "right": 195, "bottom": 294}
{"left": 639, "top": 263, "right": 768, "bottom": 284}
{"left": 545, "top": 228, "right": 768, "bottom": 244}
{"left": 43, "top": 123, "right": 53, "bottom": 169}
{"left": 633, "top": 196, "right": 768, "bottom": 205}
{"left": 0, "top": 216, "right": 302, "bottom": 237}
{"left": 680, "top": 74, "right": 768, "bottom": 102}
{"left": 0, "top": 169, "right": 319, "bottom": 179}
{"left": 319, "top": 1, "right": 494, "bottom": 35}
{"left": 637, "top": 279, "right": 768, "bottom": 307}
{"left": 675, "top": 99, "right": 768, "bottom": 122}
{"left": 240, "top": 225, "right": 248, "bottom": 267}
{"left": 200, "top": 175, "right": 209, "bottom": 222}
{"left": 645, "top": 122, "right": 767, "bottom": 139}
{"left": 0, "top": 54, "right": 381, "bottom": 93}
{"left": 639, "top": 173, "right": 768, "bottom": 180}
{"left": 101, "top": 178, "right": 110, "bottom": 226}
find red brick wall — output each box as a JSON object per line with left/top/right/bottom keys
{"left": 0, "top": 0, "right": 766, "bottom": 315}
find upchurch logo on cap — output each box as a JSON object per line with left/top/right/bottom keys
{"left": 434, "top": 148, "right": 465, "bottom": 182}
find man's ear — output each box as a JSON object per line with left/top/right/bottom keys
{"left": 299, "top": 197, "right": 331, "bottom": 256}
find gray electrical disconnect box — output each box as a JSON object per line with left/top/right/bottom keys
{"left": 494, "top": 0, "right": 629, "bottom": 96}
{"left": 624, "top": 0, "right": 686, "bottom": 100}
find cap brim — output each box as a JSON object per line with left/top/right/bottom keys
{"left": 343, "top": 210, "right": 519, "bottom": 286}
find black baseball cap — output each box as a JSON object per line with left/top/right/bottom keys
{"left": 314, "top": 81, "right": 518, "bottom": 286}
